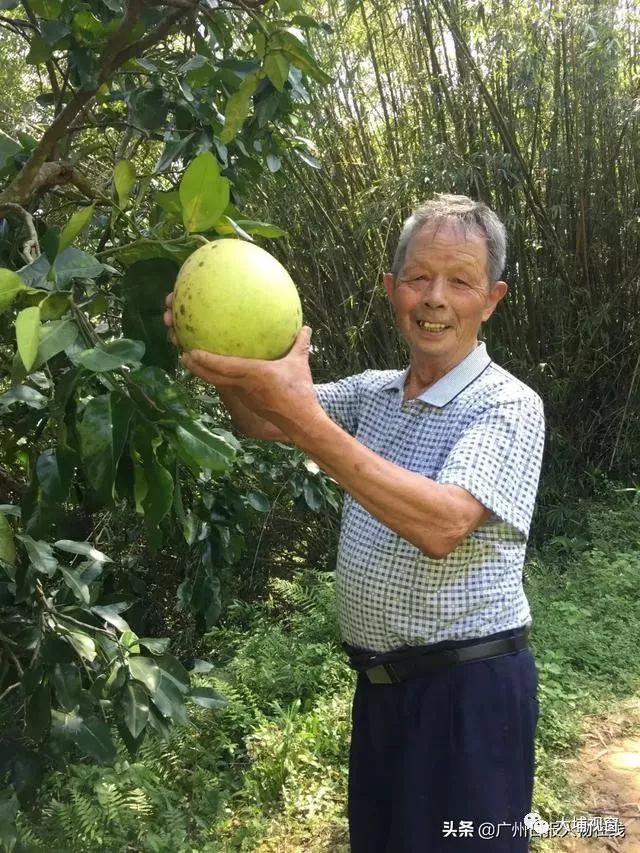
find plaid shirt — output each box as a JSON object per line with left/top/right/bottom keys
{"left": 314, "top": 342, "right": 545, "bottom": 653}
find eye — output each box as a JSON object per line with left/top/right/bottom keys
{"left": 452, "top": 277, "right": 468, "bottom": 286}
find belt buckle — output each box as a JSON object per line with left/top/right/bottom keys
{"left": 366, "top": 663, "right": 397, "bottom": 684}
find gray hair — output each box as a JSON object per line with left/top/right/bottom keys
{"left": 390, "top": 194, "right": 507, "bottom": 283}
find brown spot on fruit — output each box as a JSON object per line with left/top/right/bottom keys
{"left": 179, "top": 304, "right": 186, "bottom": 315}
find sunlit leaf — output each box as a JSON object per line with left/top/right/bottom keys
{"left": 0, "top": 268, "right": 27, "bottom": 311}
{"left": 59, "top": 204, "right": 95, "bottom": 252}
{"left": 264, "top": 51, "right": 289, "bottom": 91}
{"left": 220, "top": 73, "right": 259, "bottom": 144}
{"left": 114, "top": 161, "right": 136, "bottom": 209}
{"left": 16, "top": 306, "right": 41, "bottom": 371}
{"left": 16, "top": 535, "right": 58, "bottom": 576}
{"left": 123, "top": 681, "right": 150, "bottom": 738}
{"left": 50, "top": 662, "right": 82, "bottom": 711}
{"left": 76, "top": 339, "right": 145, "bottom": 372}
{"left": 188, "top": 686, "right": 227, "bottom": 709}
{"left": 171, "top": 421, "right": 236, "bottom": 475}
{"left": 51, "top": 710, "right": 116, "bottom": 763}
{"left": 54, "top": 540, "right": 112, "bottom": 562}
{"left": 179, "top": 152, "right": 230, "bottom": 234}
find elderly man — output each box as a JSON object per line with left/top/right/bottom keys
{"left": 164, "top": 195, "right": 545, "bottom": 852}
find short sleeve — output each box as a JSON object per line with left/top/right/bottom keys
{"left": 314, "top": 373, "right": 364, "bottom": 435}
{"left": 436, "top": 396, "right": 545, "bottom": 538}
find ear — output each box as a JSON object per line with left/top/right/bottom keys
{"left": 383, "top": 272, "right": 395, "bottom": 298}
{"left": 482, "top": 280, "right": 508, "bottom": 322}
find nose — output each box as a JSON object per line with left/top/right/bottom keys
{"left": 422, "top": 276, "right": 447, "bottom": 307}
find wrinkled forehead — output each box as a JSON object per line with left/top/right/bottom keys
{"left": 407, "top": 217, "right": 489, "bottom": 258}
{"left": 403, "top": 217, "right": 489, "bottom": 272}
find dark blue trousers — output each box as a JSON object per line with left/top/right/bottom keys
{"left": 348, "top": 645, "right": 539, "bottom": 852}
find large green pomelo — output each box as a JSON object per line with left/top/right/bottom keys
{"left": 173, "top": 239, "right": 303, "bottom": 359}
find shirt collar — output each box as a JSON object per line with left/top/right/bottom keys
{"left": 381, "top": 342, "right": 492, "bottom": 408}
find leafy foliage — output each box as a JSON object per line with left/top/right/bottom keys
{"left": 0, "top": 0, "right": 334, "bottom": 842}
{"left": 13, "top": 495, "right": 640, "bottom": 850}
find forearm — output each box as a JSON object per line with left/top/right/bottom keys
{"left": 284, "top": 410, "right": 479, "bottom": 557}
{"left": 217, "top": 388, "right": 289, "bottom": 442}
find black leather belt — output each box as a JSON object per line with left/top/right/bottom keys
{"left": 345, "top": 629, "right": 529, "bottom": 684}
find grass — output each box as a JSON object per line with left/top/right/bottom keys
{"left": 14, "top": 492, "right": 640, "bottom": 851}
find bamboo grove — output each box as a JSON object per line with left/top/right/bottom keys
{"left": 257, "top": 0, "right": 640, "bottom": 511}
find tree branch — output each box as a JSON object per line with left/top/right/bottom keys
{"left": 0, "top": 0, "right": 199, "bottom": 206}
{"left": 0, "top": 203, "right": 40, "bottom": 261}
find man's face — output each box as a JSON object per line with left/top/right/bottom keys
{"left": 383, "top": 220, "right": 507, "bottom": 372}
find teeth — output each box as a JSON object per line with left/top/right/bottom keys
{"left": 418, "top": 321, "right": 447, "bottom": 331}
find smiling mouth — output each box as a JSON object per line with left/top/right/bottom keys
{"left": 416, "top": 320, "right": 448, "bottom": 332}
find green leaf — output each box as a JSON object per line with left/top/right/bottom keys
{"left": 220, "top": 73, "right": 260, "bottom": 144}
{"left": 26, "top": 35, "right": 52, "bottom": 65}
{"left": 54, "top": 540, "right": 112, "bottom": 562}
{"left": 50, "top": 662, "right": 82, "bottom": 710}
{"left": 121, "top": 259, "right": 179, "bottom": 372}
{"left": 0, "top": 505, "right": 21, "bottom": 517}
{"left": 271, "top": 29, "right": 333, "bottom": 85}
{"left": 36, "top": 448, "right": 68, "bottom": 502}
{"left": 78, "top": 391, "right": 133, "bottom": 502}
{"left": 247, "top": 491, "right": 270, "bottom": 512}
{"left": 66, "top": 631, "right": 96, "bottom": 662}
{"left": 264, "top": 51, "right": 290, "bottom": 91}
{"left": 127, "top": 656, "right": 159, "bottom": 692}
{"left": 190, "top": 659, "right": 215, "bottom": 673}
{"left": 139, "top": 637, "right": 170, "bottom": 654}
{"left": 59, "top": 204, "right": 95, "bottom": 253}
{"left": 188, "top": 686, "right": 227, "bottom": 709}
{"left": 76, "top": 338, "right": 145, "bottom": 372}
{"left": 114, "top": 161, "right": 136, "bottom": 209}
{"left": 16, "top": 306, "right": 40, "bottom": 371}
{"left": 123, "top": 681, "right": 149, "bottom": 738}
{"left": 16, "top": 534, "right": 57, "bottom": 576}
{"left": 0, "top": 268, "right": 27, "bottom": 311}
{"left": 294, "top": 148, "right": 321, "bottom": 169}
{"left": 39, "top": 292, "right": 72, "bottom": 321}
{"left": 31, "top": 0, "right": 61, "bottom": 18}
{"left": 42, "top": 227, "right": 60, "bottom": 265}
{"left": 129, "top": 365, "right": 192, "bottom": 419}
{"left": 171, "top": 421, "right": 236, "bottom": 475}
{"left": 142, "top": 448, "right": 174, "bottom": 528}
{"left": 129, "top": 86, "right": 168, "bottom": 131}
{"left": 0, "top": 514, "right": 16, "bottom": 567}
{"left": 0, "top": 385, "right": 47, "bottom": 411}
{"left": 51, "top": 711, "right": 116, "bottom": 763}
{"left": 91, "top": 604, "right": 130, "bottom": 633}
{"left": 41, "top": 19, "right": 70, "bottom": 45}
{"left": 129, "top": 654, "right": 190, "bottom": 723}
{"left": 59, "top": 565, "right": 90, "bottom": 604}
{"left": 72, "top": 9, "right": 103, "bottom": 45}
{"left": 179, "top": 151, "right": 230, "bottom": 233}
{"left": 36, "top": 318, "right": 78, "bottom": 367}
{"left": 18, "top": 248, "right": 104, "bottom": 288}
{"left": 154, "top": 135, "right": 194, "bottom": 174}
{"left": 303, "top": 479, "right": 323, "bottom": 510}
{"left": 120, "top": 630, "right": 140, "bottom": 653}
